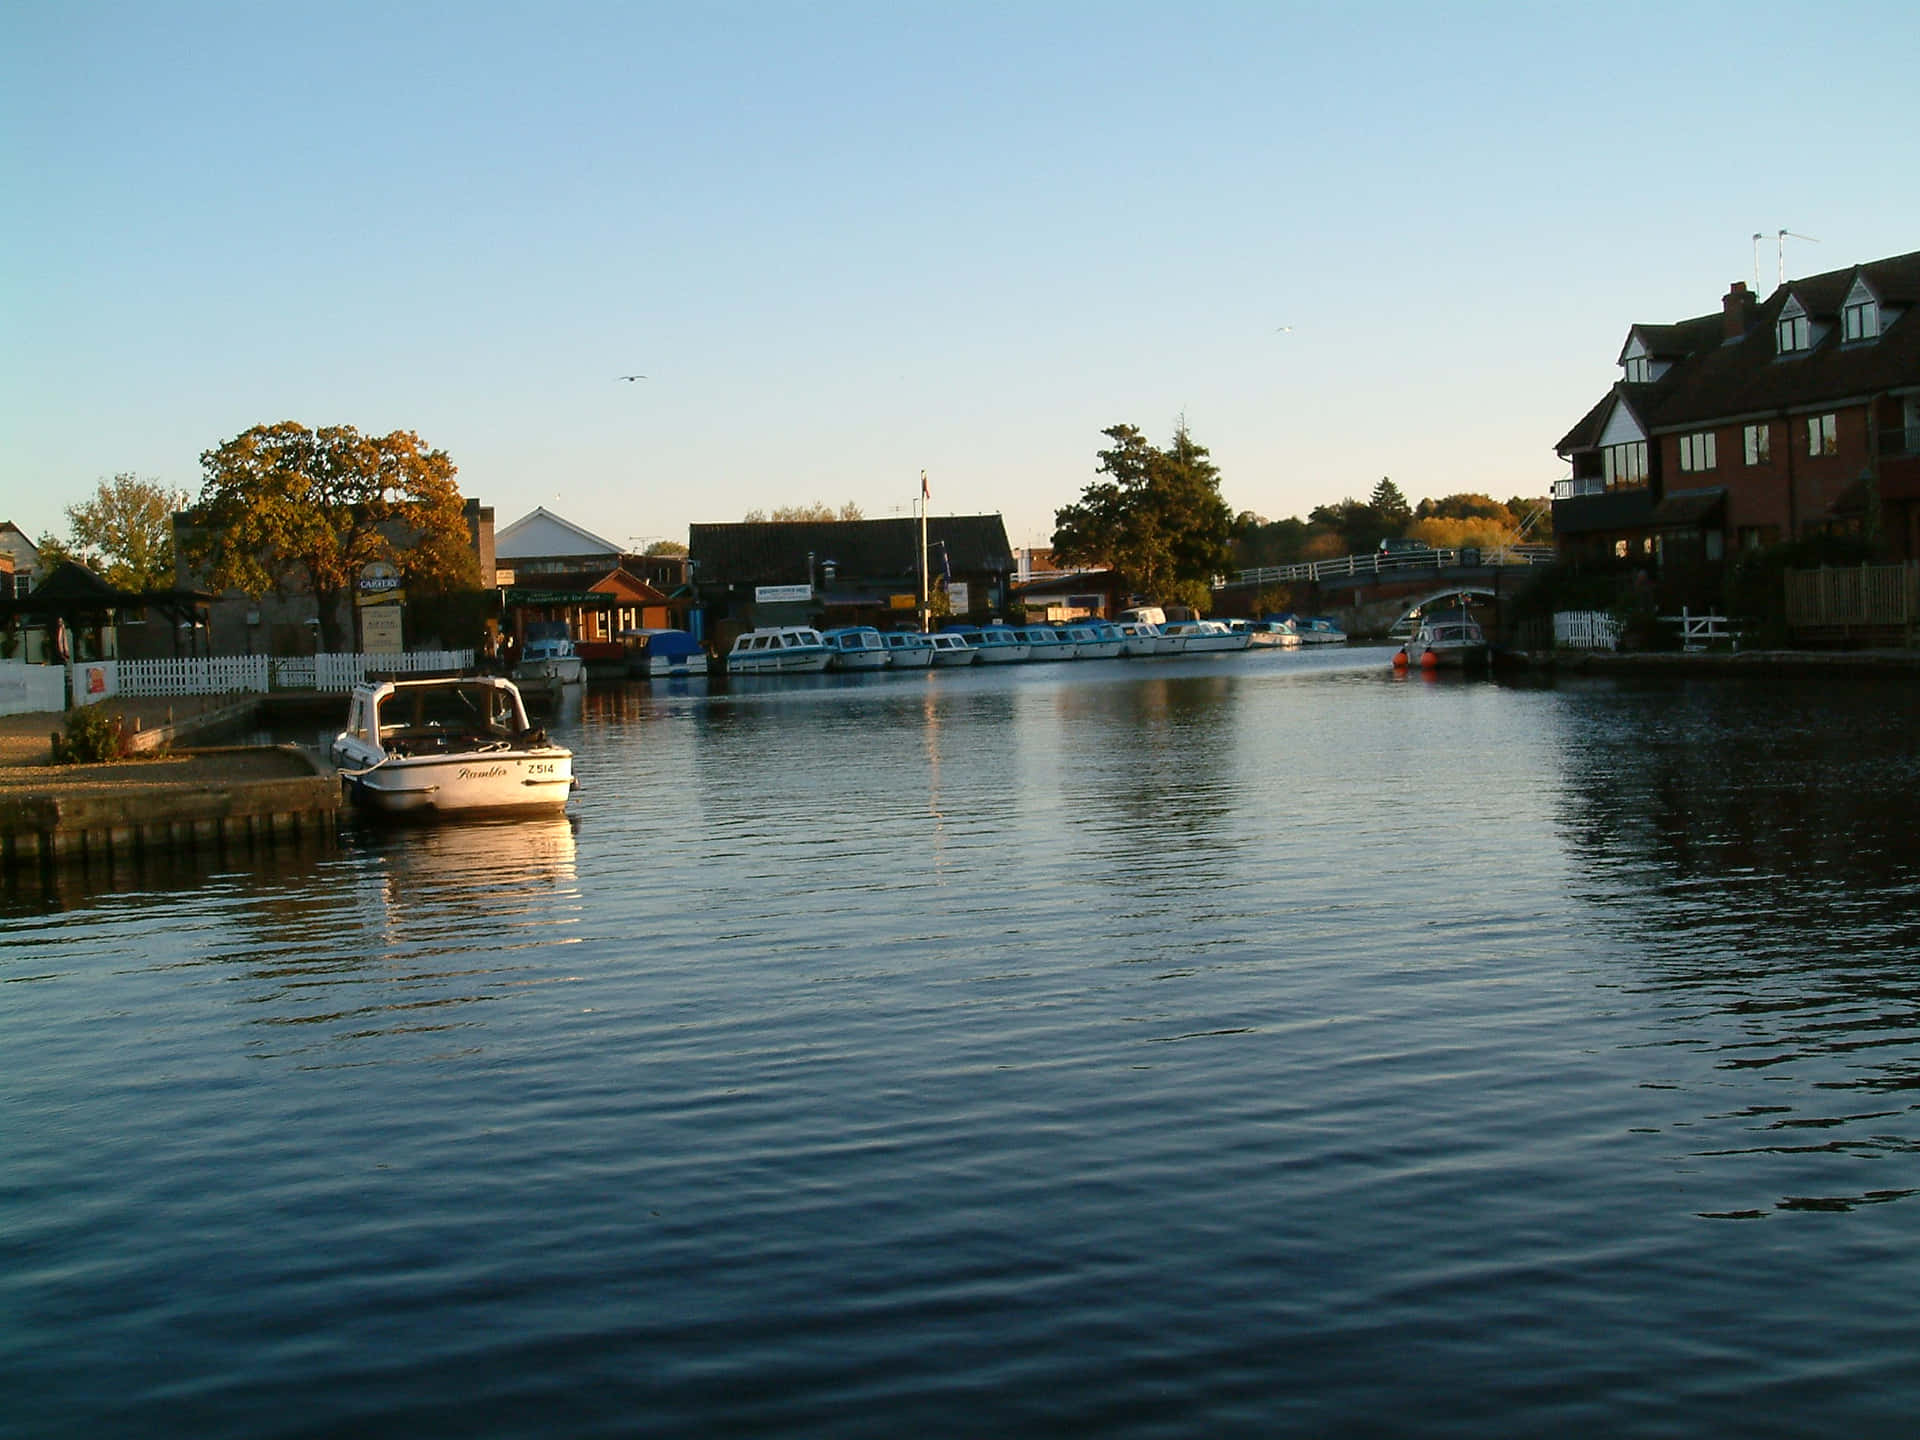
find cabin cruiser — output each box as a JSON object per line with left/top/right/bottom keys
{"left": 1159, "top": 619, "right": 1251, "bottom": 653}
{"left": 1393, "top": 612, "right": 1490, "bottom": 671}
{"left": 1292, "top": 616, "right": 1348, "bottom": 644}
{"left": 1115, "top": 620, "right": 1174, "bottom": 657}
{"left": 946, "top": 625, "right": 1029, "bottom": 663}
{"left": 1062, "top": 621, "right": 1125, "bottom": 660}
{"left": 330, "top": 675, "right": 574, "bottom": 818}
{"left": 1234, "top": 619, "right": 1301, "bottom": 648}
{"left": 725, "top": 626, "right": 835, "bottom": 673}
{"left": 621, "top": 628, "right": 708, "bottom": 678}
{"left": 822, "top": 626, "right": 890, "bottom": 670}
{"left": 927, "top": 632, "right": 977, "bottom": 666}
{"left": 513, "top": 622, "right": 586, "bottom": 693}
{"left": 1019, "top": 626, "right": 1079, "bottom": 662}
{"left": 881, "top": 631, "right": 935, "bottom": 668}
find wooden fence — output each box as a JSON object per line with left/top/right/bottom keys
{"left": 1785, "top": 562, "right": 1918, "bottom": 640}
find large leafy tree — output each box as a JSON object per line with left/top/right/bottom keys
{"left": 61, "top": 473, "right": 187, "bottom": 591}
{"left": 1370, "top": 476, "right": 1413, "bottom": 533}
{"left": 184, "top": 422, "right": 477, "bottom": 651}
{"left": 1052, "top": 423, "right": 1234, "bottom": 601}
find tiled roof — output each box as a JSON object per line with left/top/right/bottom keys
{"left": 1561, "top": 249, "right": 1920, "bottom": 452}
{"left": 689, "top": 516, "right": 1015, "bottom": 584}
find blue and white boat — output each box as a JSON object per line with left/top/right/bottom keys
{"left": 1063, "top": 621, "right": 1125, "bottom": 660}
{"left": 1116, "top": 620, "right": 1175, "bottom": 656}
{"left": 822, "top": 626, "right": 890, "bottom": 670}
{"left": 621, "top": 628, "right": 709, "bottom": 677}
{"left": 1160, "top": 619, "right": 1250, "bottom": 653}
{"left": 927, "top": 632, "right": 977, "bottom": 666}
{"left": 947, "top": 624, "right": 1029, "bottom": 663}
{"left": 881, "top": 631, "right": 935, "bottom": 668}
{"left": 725, "top": 626, "right": 834, "bottom": 673}
{"left": 1019, "top": 626, "right": 1079, "bottom": 662}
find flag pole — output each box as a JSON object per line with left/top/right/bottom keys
{"left": 919, "top": 470, "right": 930, "bottom": 632}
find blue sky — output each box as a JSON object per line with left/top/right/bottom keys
{"left": 5, "top": 1, "right": 1917, "bottom": 554}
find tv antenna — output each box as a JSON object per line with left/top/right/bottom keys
{"left": 1776, "top": 229, "right": 1818, "bottom": 285}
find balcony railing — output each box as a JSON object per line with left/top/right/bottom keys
{"left": 1553, "top": 475, "right": 1608, "bottom": 500}
{"left": 1879, "top": 427, "right": 1920, "bottom": 458}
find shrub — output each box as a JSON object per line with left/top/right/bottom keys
{"left": 50, "top": 707, "right": 129, "bottom": 764}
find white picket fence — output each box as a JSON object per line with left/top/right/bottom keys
{"left": 1553, "top": 610, "right": 1622, "bottom": 651}
{"left": 37, "top": 650, "right": 476, "bottom": 710}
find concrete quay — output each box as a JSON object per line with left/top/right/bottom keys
{"left": 0, "top": 695, "right": 342, "bottom": 870}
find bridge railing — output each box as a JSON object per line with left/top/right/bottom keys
{"left": 1221, "top": 544, "right": 1556, "bottom": 589}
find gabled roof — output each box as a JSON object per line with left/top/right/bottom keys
{"left": 508, "top": 567, "right": 669, "bottom": 604}
{"left": 496, "top": 506, "right": 626, "bottom": 561}
{"left": 689, "top": 515, "right": 1015, "bottom": 585}
{"left": 1561, "top": 248, "right": 1920, "bottom": 450}
{"left": 1618, "top": 313, "right": 1723, "bottom": 365}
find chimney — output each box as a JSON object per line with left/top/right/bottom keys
{"left": 1723, "top": 281, "right": 1756, "bottom": 340}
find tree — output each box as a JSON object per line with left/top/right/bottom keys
{"left": 183, "top": 422, "right": 477, "bottom": 651}
{"left": 1370, "top": 477, "right": 1413, "bottom": 533}
{"left": 643, "top": 539, "right": 689, "bottom": 557}
{"left": 1051, "top": 422, "right": 1234, "bottom": 600}
{"left": 742, "top": 501, "right": 865, "bottom": 522}
{"left": 61, "top": 473, "right": 187, "bottom": 591}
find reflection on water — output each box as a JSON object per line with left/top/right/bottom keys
{"left": 1554, "top": 673, "right": 1920, "bottom": 1218}
{"left": 7, "top": 656, "right": 1920, "bottom": 1437}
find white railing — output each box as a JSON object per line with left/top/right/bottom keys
{"left": 113, "top": 654, "right": 271, "bottom": 697}
{"left": 1227, "top": 544, "right": 1556, "bottom": 589}
{"left": 314, "top": 649, "right": 472, "bottom": 690}
{"left": 1660, "top": 608, "right": 1734, "bottom": 652}
{"left": 1554, "top": 610, "right": 1622, "bottom": 651}
{"left": 66, "top": 649, "right": 475, "bottom": 705}
{"left": 0, "top": 660, "right": 68, "bottom": 716}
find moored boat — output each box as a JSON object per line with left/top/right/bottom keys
{"left": 927, "top": 632, "right": 977, "bottom": 666}
{"left": 1293, "top": 616, "right": 1348, "bottom": 644}
{"left": 1115, "top": 620, "right": 1175, "bottom": 656}
{"left": 1063, "top": 621, "right": 1125, "bottom": 660}
{"left": 822, "top": 626, "right": 890, "bottom": 670}
{"left": 513, "top": 622, "right": 587, "bottom": 694}
{"left": 725, "top": 626, "right": 835, "bottom": 673}
{"left": 1159, "top": 619, "right": 1251, "bottom": 653}
{"left": 330, "top": 675, "right": 574, "bottom": 818}
{"left": 621, "top": 628, "right": 709, "bottom": 678}
{"left": 1019, "top": 626, "right": 1079, "bottom": 662}
{"left": 1393, "top": 612, "right": 1490, "bottom": 671}
{"left": 881, "top": 631, "right": 935, "bottom": 668}
{"left": 946, "top": 624, "right": 1029, "bottom": 663}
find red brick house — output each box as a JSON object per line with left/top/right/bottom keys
{"left": 1554, "top": 249, "right": 1920, "bottom": 578}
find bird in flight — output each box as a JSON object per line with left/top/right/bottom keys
{"left": 1273, "top": 325, "right": 1294, "bottom": 334}
{"left": 617, "top": 374, "right": 648, "bottom": 381}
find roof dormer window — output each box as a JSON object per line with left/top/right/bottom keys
{"left": 1842, "top": 277, "right": 1881, "bottom": 342}
{"left": 1624, "top": 356, "right": 1651, "bottom": 383}
{"left": 1776, "top": 296, "right": 1811, "bottom": 354}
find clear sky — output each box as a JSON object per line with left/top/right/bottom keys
{"left": 5, "top": 1, "right": 1917, "bottom": 554}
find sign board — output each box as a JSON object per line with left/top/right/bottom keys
{"left": 889, "top": 594, "right": 916, "bottom": 610}
{"left": 361, "top": 606, "right": 405, "bottom": 655}
{"left": 755, "top": 584, "right": 814, "bottom": 603}
{"left": 946, "top": 582, "right": 969, "bottom": 614}
{"left": 357, "top": 560, "right": 403, "bottom": 607}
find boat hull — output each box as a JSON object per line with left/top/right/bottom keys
{"left": 339, "top": 749, "right": 576, "bottom": 816}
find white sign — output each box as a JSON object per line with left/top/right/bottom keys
{"left": 755, "top": 584, "right": 814, "bottom": 603}
{"left": 361, "top": 606, "right": 405, "bottom": 655}
{"left": 946, "top": 582, "right": 969, "bottom": 614}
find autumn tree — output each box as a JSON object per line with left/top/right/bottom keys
{"left": 743, "top": 501, "right": 865, "bottom": 522}
{"left": 1051, "top": 423, "right": 1234, "bottom": 601}
{"left": 183, "top": 422, "right": 477, "bottom": 651}
{"left": 643, "top": 539, "right": 689, "bottom": 558}
{"left": 59, "top": 473, "right": 187, "bottom": 591}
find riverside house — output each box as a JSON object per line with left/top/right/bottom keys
{"left": 1553, "top": 248, "right": 1920, "bottom": 587}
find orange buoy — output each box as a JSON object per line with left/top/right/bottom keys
{"left": 1392, "top": 649, "right": 1408, "bottom": 668}
{"left": 1419, "top": 649, "right": 1438, "bottom": 670}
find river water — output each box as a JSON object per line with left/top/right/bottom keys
{"left": 5, "top": 647, "right": 1919, "bottom": 1437}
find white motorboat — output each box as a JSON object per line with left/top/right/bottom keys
{"left": 1393, "top": 613, "right": 1489, "bottom": 671}
{"left": 726, "top": 626, "right": 835, "bottom": 673}
{"left": 1236, "top": 620, "right": 1301, "bottom": 648}
{"left": 947, "top": 625, "right": 1029, "bottom": 663}
{"left": 1063, "top": 621, "right": 1125, "bottom": 660}
{"left": 1115, "top": 620, "right": 1174, "bottom": 657}
{"left": 927, "top": 632, "right": 977, "bottom": 666}
{"left": 881, "top": 631, "right": 935, "bottom": 668}
{"left": 330, "top": 675, "right": 575, "bottom": 818}
{"left": 1020, "top": 625, "right": 1079, "bottom": 661}
{"left": 823, "top": 626, "right": 891, "bottom": 670}
{"left": 1293, "top": 616, "right": 1348, "bottom": 644}
{"left": 1159, "top": 619, "right": 1251, "bottom": 653}
{"left": 513, "top": 622, "right": 586, "bottom": 690}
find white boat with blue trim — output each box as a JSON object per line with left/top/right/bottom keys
{"left": 726, "top": 626, "right": 834, "bottom": 673}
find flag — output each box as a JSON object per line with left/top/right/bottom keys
{"left": 921, "top": 469, "right": 929, "bottom": 502}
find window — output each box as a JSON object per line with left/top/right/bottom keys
{"left": 1843, "top": 299, "right": 1879, "bottom": 341}
{"left": 1603, "top": 440, "right": 1648, "bottom": 489}
{"left": 1743, "top": 424, "right": 1771, "bottom": 465}
{"left": 1807, "top": 413, "right": 1837, "bottom": 456}
{"left": 1777, "top": 302, "right": 1811, "bottom": 354}
{"left": 1624, "top": 357, "right": 1651, "bottom": 383}
{"left": 1678, "top": 432, "right": 1717, "bottom": 472}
